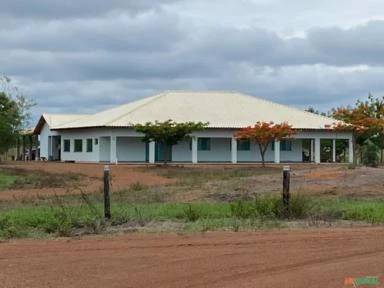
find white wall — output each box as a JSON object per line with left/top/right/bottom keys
{"left": 172, "top": 140, "right": 191, "bottom": 162}
{"left": 60, "top": 130, "right": 100, "bottom": 162}
{"left": 237, "top": 139, "right": 302, "bottom": 162}
{"left": 198, "top": 138, "right": 231, "bottom": 162}
{"left": 99, "top": 137, "right": 110, "bottom": 162}
{"left": 39, "top": 123, "right": 60, "bottom": 159}
{"left": 116, "top": 137, "right": 146, "bottom": 162}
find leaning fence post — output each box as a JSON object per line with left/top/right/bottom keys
{"left": 282, "top": 165, "right": 290, "bottom": 217}
{"left": 103, "top": 165, "right": 111, "bottom": 219}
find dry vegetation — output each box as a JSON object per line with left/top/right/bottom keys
{"left": 1, "top": 162, "right": 384, "bottom": 239}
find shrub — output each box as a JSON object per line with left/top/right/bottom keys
{"left": 230, "top": 193, "right": 314, "bottom": 220}
{"left": 184, "top": 204, "right": 200, "bottom": 222}
{"left": 362, "top": 142, "right": 379, "bottom": 167}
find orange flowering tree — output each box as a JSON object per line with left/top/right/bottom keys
{"left": 235, "top": 122, "right": 296, "bottom": 167}
{"left": 332, "top": 103, "right": 384, "bottom": 165}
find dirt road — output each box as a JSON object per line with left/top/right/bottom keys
{"left": 1, "top": 228, "right": 384, "bottom": 288}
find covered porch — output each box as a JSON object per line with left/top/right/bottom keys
{"left": 101, "top": 132, "right": 354, "bottom": 164}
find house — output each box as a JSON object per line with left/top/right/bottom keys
{"left": 33, "top": 91, "right": 354, "bottom": 164}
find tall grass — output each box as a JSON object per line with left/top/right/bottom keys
{"left": 230, "top": 193, "right": 313, "bottom": 219}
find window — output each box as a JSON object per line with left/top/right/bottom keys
{"left": 86, "top": 139, "right": 93, "bottom": 152}
{"left": 63, "top": 139, "right": 70, "bottom": 152}
{"left": 281, "top": 140, "right": 292, "bottom": 151}
{"left": 74, "top": 139, "right": 83, "bottom": 152}
{"left": 271, "top": 140, "right": 293, "bottom": 151}
{"left": 198, "top": 138, "right": 210, "bottom": 151}
{"left": 94, "top": 138, "right": 99, "bottom": 145}
{"left": 237, "top": 139, "right": 250, "bottom": 151}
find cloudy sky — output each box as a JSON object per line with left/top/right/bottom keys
{"left": 2, "top": 0, "right": 384, "bottom": 121}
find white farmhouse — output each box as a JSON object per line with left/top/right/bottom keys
{"left": 34, "top": 91, "right": 353, "bottom": 164}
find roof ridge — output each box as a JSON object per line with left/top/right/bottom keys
{"left": 104, "top": 92, "right": 168, "bottom": 126}
{"left": 163, "top": 89, "right": 240, "bottom": 94}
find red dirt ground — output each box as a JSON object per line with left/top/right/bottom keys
{"left": 0, "top": 162, "right": 173, "bottom": 200}
{"left": 2, "top": 162, "right": 384, "bottom": 200}
{"left": 1, "top": 228, "right": 384, "bottom": 288}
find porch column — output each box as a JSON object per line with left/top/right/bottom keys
{"left": 149, "top": 141, "right": 155, "bottom": 164}
{"left": 49, "top": 136, "right": 53, "bottom": 160}
{"left": 192, "top": 137, "right": 198, "bottom": 164}
{"left": 332, "top": 139, "right": 336, "bottom": 162}
{"left": 231, "top": 137, "right": 237, "bottom": 164}
{"left": 310, "top": 139, "right": 315, "bottom": 162}
{"left": 314, "top": 138, "right": 321, "bottom": 164}
{"left": 274, "top": 140, "right": 280, "bottom": 163}
{"left": 348, "top": 138, "right": 354, "bottom": 164}
{"left": 110, "top": 136, "right": 117, "bottom": 164}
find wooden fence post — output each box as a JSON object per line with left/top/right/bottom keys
{"left": 282, "top": 165, "right": 290, "bottom": 217}
{"left": 103, "top": 165, "right": 111, "bottom": 219}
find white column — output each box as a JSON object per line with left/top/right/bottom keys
{"left": 149, "top": 141, "right": 155, "bottom": 164}
{"left": 192, "top": 137, "right": 198, "bottom": 164}
{"left": 231, "top": 138, "right": 237, "bottom": 164}
{"left": 314, "top": 138, "right": 321, "bottom": 164}
{"left": 49, "top": 136, "right": 53, "bottom": 159}
{"left": 110, "top": 136, "right": 117, "bottom": 164}
{"left": 274, "top": 140, "right": 280, "bottom": 163}
{"left": 332, "top": 139, "right": 336, "bottom": 162}
{"left": 310, "top": 139, "right": 315, "bottom": 162}
{"left": 348, "top": 138, "right": 354, "bottom": 164}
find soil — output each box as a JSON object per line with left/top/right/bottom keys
{"left": 1, "top": 227, "right": 384, "bottom": 288}
{"left": 1, "top": 162, "right": 384, "bottom": 200}
{"left": 0, "top": 162, "right": 173, "bottom": 200}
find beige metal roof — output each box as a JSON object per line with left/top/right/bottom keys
{"left": 34, "top": 113, "right": 88, "bottom": 134}
{"left": 54, "top": 91, "right": 339, "bottom": 130}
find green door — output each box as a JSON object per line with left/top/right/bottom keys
{"left": 145, "top": 142, "right": 149, "bottom": 162}
{"left": 155, "top": 142, "right": 172, "bottom": 162}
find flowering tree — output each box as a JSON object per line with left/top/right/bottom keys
{"left": 235, "top": 122, "right": 296, "bottom": 167}
{"left": 134, "top": 120, "right": 208, "bottom": 165}
{"left": 333, "top": 103, "right": 384, "bottom": 165}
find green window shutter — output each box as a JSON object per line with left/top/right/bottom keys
{"left": 198, "top": 138, "right": 211, "bottom": 151}
{"left": 281, "top": 140, "right": 293, "bottom": 151}
{"left": 86, "top": 139, "right": 93, "bottom": 152}
{"left": 63, "top": 139, "right": 70, "bottom": 152}
{"left": 237, "top": 139, "right": 250, "bottom": 151}
{"left": 74, "top": 139, "right": 83, "bottom": 152}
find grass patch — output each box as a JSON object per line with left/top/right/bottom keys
{"left": 0, "top": 167, "right": 82, "bottom": 190}
{"left": 0, "top": 173, "right": 20, "bottom": 190}
{"left": 321, "top": 199, "right": 384, "bottom": 223}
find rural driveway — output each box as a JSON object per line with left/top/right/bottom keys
{"left": 1, "top": 227, "right": 384, "bottom": 287}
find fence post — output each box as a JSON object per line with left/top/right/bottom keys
{"left": 103, "top": 165, "right": 111, "bottom": 219}
{"left": 282, "top": 165, "right": 290, "bottom": 217}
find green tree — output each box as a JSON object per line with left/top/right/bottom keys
{"left": 133, "top": 120, "right": 208, "bottom": 164}
{"left": 0, "top": 92, "right": 22, "bottom": 154}
{"left": 0, "top": 76, "right": 34, "bottom": 155}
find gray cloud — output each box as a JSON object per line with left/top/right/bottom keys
{"left": 0, "top": 0, "right": 181, "bottom": 19}
{"left": 2, "top": 0, "right": 384, "bottom": 122}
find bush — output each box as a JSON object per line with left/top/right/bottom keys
{"left": 183, "top": 204, "right": 200, "bottom": 222}
{"left": 0, "top": 216, "right": 26, "bottom": 239}
{"left": 363, "top": 142, "right": 379, "bottom": 167}
{"left": 230, "top": 193, "right": 314, "bottom": 220}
